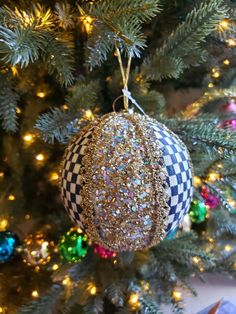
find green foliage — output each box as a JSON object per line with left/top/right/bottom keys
{"left": 35, "top": 80, "right": 99, "bottom": 143}
{"left": 0, "top": 4, "right": 75, "bottom": 85}
{"left": 0, "top": 73, "right": 19, "bottom": 131}
{"left": 17, "top": 285, "right": 63, "bottom": 314}
{"left": 160, "top": 115, "right": 236, "bottom": 159}
{"left": 209, "top": 209, "right": 236, "bottom": 237}
{"left": 42, "top": 33, "right": 75, "bottom": 85}
{"left": 142, "top": 0, "right": 228, "bottom": 80}
{"left": 84, "top": 0, "right": 161, "bottom": 67}
{"left": 140, "top": 295, "right": 163, "bottom": 314}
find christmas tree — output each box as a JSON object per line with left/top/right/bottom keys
{"left": 0, "top": 0, "right": 236, "bottom": 313}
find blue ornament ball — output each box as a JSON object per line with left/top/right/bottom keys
{"left": 0, "top": 230, "right": 19, "bottom": 263}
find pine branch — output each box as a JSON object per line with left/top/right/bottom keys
{"left": 141, "top": 55, "right": 184, "bottom": 81}
{"left": 35, "top": 80, "right": 99, "bottom": 143}
{"left": 140, "top": 295, "right": 163, "bottom": 314}
{"left": 209, "top": 210, "right": 236, "bottom": 237}
{"left": 143, "top": 0, "right": 228, "bottom": 80}
{"left": 17, "top": 285, "right": 63, "bottom": 314}
{"left": 83, "top": 296, "right": 104, "bottom": 314}
{"left": 0, "top": 5, "right": 53, "bottom": 67}
{"left": 85, "top": 0, "right": 161, "bottom": 67}
{"left": 42, "top": 33, "right": 75, "bottom": 86}
{"left": 133, "top": 90, "right": 166, "bottom": 114}
{"left": 35, "top": 107, "right": 80, "bottom": 144}
{"left": 159, "top": 116, "right": 236, "bottom": 159}
{"left": 0, "top": 73, "right": 19, "bottom": 131}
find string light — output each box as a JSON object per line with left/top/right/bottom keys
{"left": 227, "top": 39, "right": 236, "bottom": 47}
{"left": 0, "top": 219, "right": 8, "bottom": 231}
{"left": 192, "top": 256, "right": 200, "bottom": 264}
{"left": 16, "top": 107, "right": 21, "bottom": 114}
{"left": 87, "top": 283, "right": 97, "bottom": 295}
{"left": 49, "top": 172, "right": 59, "bottom": 182}
{"left": 81, "top": 15, "right": 94, "bottom": 33}
{"left": 208, "top": 82, "right": 214, "bottom": 88}
{"left": 193, "top": 176, "right": 202, "bottom": 188}
{"left": 52, "top": 263, "right": 59, "bottom": 271}
{"left": 8, "top": 194, "right": 15, "bottom": 201}
{"left": 23, "top": 133, "right": 34, "bottom": 144}
{"left": 62, "top": 104, "right": 69, "bottom": 110}
{"left": 11, "top": 66, "right": 18, "bottom": 77}
{"left": 36, "top": 91, "right": 46, "bottom": 98}
{"left": 224, "top": 244, "right": 233, "bottom": 252}
{"left": 36, "top": 153, "right": 45, "bottom": 161}
{"left": 223, "top": 59, "right": 230, "bottom": 65}
{"left": 128, "top": 292, "right": 140, "bottom": 309}
{"left": 84, "top": 109, "right": 94, "bottom": 120}
{"left": 31, "top": 290, "right": 39, "bottom": 298}
{"left": 62, "top": 276, "right": 71, "bottom": 286}
{"left": 218, "top": 19, "right": 229, "bottom": 30}
{"left": 207, "top": 172, "right": 220, "bottom": 182}
{"left": 212, "top": 71, "right": 220, "bottom": 78}
{"left": 0, "top": 307, "right": 7, "bottom": 313}
{"left": 0, "top": 172, "right": 4, "bottom": 179}
{"left": 25, "top": 214, "right": 31, "bottom": 220}
{"left": 172, "top": 290, "right": 182, "bottom": 302}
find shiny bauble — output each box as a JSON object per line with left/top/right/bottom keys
{"left": 94, "top": 244, "right": 116, "bottom": 259}
{"left": 61, "top": 112, "right": 193, "bottom": 252}
{"left": 0, "top": 230, "right": 19, "bottom": 263}
{"left": 23, "top": 232, "right": 52, "bottom": 266}
{"left": 189, "top": 201, "right": 207, "bottom": 224}
{"left": 58, "top": 228, "right": 88, "bottom": 262}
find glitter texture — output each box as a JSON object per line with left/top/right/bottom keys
{"left": 61, "top": 112, "right": 193, "bottom": 252}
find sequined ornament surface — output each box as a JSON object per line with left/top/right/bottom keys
{"left": 58, "top": 228, "right": 88, "bottom": 262}
{"left": 0, "top": 230, "right": 19, "bottom": 263}
{"left": 61, "top": 112, "right": 193, "bottom": 252}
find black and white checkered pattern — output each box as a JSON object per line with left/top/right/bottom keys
{"left": 61, "top": 127, "right": 94, "bottom": 229}
{"left": 150, "top": 122, "right": 193, "bottom": 234}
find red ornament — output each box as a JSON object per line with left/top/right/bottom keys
{"left": 94, "top": 244, "right": 117, "bottom": 259}
{"left": 221, "top": 99, "right": 236, "bottom": 114}
{"left": 201, "top": 185, "right": 209, "bottom": 199}
{"left": 220, "top": 119, "right": 236, "bottom": 130}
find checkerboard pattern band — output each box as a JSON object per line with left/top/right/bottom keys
{"left": 61, "top": 127, "right": 94, "bottom": 229}
{"left": 150, "top": 122, "right": 193, "bottom": 233}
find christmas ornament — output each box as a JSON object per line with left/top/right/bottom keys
{"left": 58, "top": 228, "right": 88, "bottom": 262}
{"left": 189, "top": 201, "right": 207, "bottom": 223}
{"left": 61, "top": 112, "right": 193, "bottom": 252}
{"left": 201, "top": 185, "right": 209, "bottom": 199}
{"left": 94, "top": 244, "right": 116, "bottom": 259}
{"left": 23, "top": 232, "right": 51, "bottom": 266}
{"left": 205, "top": 195, "right": 220, "bottom": 209}
{"left": 0, "top": 230, "right": 19, "bottom": 263}
{"left": 221, "top": 99, "right": 236, "bottom": 114}
{"left": 220, "top": 119, "right": 236, "bottom": 130}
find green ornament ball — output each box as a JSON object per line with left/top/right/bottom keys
{"left": 58, "top": 228, "right": 88, "bottom": 262}
{"left": 189, "top": 201, "right": 207, "bottom": 223}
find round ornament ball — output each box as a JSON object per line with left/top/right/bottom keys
{"left": 23, "top": 232, "right": 52, "bottom": 266}
{"left": 0, "top": 230, "right": 19, "bottom": 263}
{"left": 221, "top": 99, "right": 236, "bottom": 114}
{"left": 58, "top": 228, "right": 88, "bottom": 262}
{"left": 189, "top": 201, "right": 207, "bottom": 224}
{"left": 94, "top": 244, "right": 117, "bottom": 259}
{"left": 61, "top": 112, "right": 193, "bottom": 252}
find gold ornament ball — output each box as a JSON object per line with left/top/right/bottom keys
{"left": 23, "top": 232, "right": 52, "bottom": 266}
